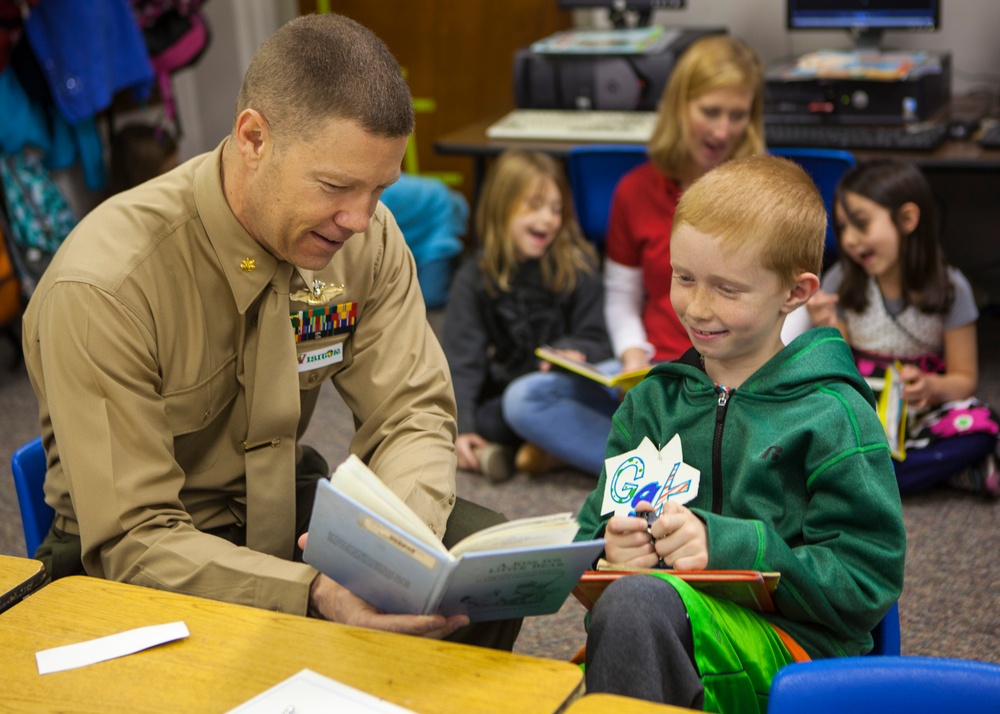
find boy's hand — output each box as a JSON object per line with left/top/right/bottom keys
{"left": 647, "top": 500, "right": 709, "bottom": 571}
{"left": 806, "top": 289, "right": 838, "bottom": 327}
{"left": 603, "top": 509, "right": 660, "bottom": 568}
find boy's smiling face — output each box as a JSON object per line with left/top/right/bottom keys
{"left": 670, "top": 223, "right": 805, "bottom": 387}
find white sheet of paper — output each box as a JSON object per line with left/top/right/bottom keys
{"left": 601, "top": 434, "right": 700, "bottom": 517}
{"left": 36, "top": 621, "right": 190, "bottom": 675}
{"left": 226, "top": 668, "right": 417, "bottom": 713}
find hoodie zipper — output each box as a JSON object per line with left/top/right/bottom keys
{"left": 712, "top": 385, "right": 731, "bottom": 515}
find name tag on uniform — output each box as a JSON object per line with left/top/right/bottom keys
{"left": 297, "top": 343, "right": 344, "bottom": 372}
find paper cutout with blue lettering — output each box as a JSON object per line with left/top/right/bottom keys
{"left": 601, "top": 435, "right": 700, "bottom": 518}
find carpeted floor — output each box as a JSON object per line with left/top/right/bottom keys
{"left": 1, "top": 308, "right": 998, "bottom": 664}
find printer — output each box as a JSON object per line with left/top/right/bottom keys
{"left": 513, "top": 26, "right": 726, "bottom": 111}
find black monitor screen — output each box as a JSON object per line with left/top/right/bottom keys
{"left": 787, "top": 0, "right": 939, "bottom": 32}
{"left": 558, "top": 0, "right": 685, "bottom": 11}
{"left": 787, "top": 0, "right": 939, "bottom": 50}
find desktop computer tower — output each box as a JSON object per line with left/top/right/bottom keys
{"left": 765, "top": 52, "right": 952, "bottom": 124}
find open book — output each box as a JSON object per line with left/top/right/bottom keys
{"left": 535, "top": 346, "right": 651, "bottom": 391}
{"left": 303, "top": 455, "right": 605, "bottom": 622}
{"left": 572, "top": 559, "right": 780, "bottom": 613}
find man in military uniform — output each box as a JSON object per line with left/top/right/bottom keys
{"left": 23, "top": 13, "right": 519, "bottom": 649}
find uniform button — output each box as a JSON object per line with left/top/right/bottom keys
{"left": 203, "top": 409, "right": 212, "bottom": 420}
{"left": 250, "top": 316, "right": 259, "bottom": 327}
{"left": 308, "top": 372, "right": 320, "bottom": 383}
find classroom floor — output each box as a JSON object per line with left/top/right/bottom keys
{"left": 1, "top": 308, "right": 998, "bottom": 663}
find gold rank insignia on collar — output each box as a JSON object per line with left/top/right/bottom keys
{"left": 240, "top": 257, "right": 256, "bottom": 273}
{"left": 291, "top": 279, "right": 345, "bottom": 306}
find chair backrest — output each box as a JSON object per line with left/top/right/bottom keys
{"left": 566, "top": 144, "right": 648, "bottom": 252}
{"left": 10, "top": 436, "right": 54, "bottom": 558}
{"left": 768, "top": 656, "right": 1000, "bottom": 714}
{"left": 870, "top": 601, "right": 901, "bottom": 655}
{"left": 768, "top": 147, "right": 856, "bottom": 268}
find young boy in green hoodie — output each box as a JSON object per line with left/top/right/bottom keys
{"left": 576, "top": 155, "right": 905, "bottom": 713}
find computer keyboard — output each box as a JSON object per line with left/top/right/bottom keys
{"left": 978, "top": 121, "right": 1000, "bottom": 148}
{"left": 486, "top": 109, "right": 658, "bottom": 143}
{"left": 765, "top": 122, "right": 949, "bottom": 151}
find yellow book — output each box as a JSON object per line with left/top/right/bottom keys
{"left": 535, "top": 346, "right": 651, "bottom": 391}
{"left": 867, "top": 361, "right": 908, "bottom": 461}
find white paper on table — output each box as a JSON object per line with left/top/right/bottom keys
{"left": 36, "top": 621, "right": 190, "bottom": 675}
{"left": 601, "top": 434, "right": 701, "bottom": 517}
{"left": 226, "top": 668, "right": 417, "bottom": 713}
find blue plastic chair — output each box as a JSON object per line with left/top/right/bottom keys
{"left": 871, "top": 601, "right": 901, "bottom": 655}
{"left": 768, "top": 147, "right": 856, "bottom": 267}
{"left": 10, "top": 436, "right": 54, "bottom": 558}
{"left": 566, "top": 144, "right": 648, "bottom": 252}
{"left": 768, "top": 655, "right": 1000, "bottom": 714}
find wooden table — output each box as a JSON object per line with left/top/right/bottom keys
{"left": 0, "top": 555, "right": 46, "bottom": 614}
{"left": 0, "top": 575, "right": 584, "bottom": 713}
{"left": 565, "top": 693, "right": 698, "bottom": 713}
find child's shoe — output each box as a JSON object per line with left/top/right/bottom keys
{"left": 514, "top": 442, "right": 567, "bottom": 475}
{"left": 473, "top": 443, "right": 515, "bottom": 483}
{"left": 947, "top": 454, "right": 1000, "bottom": 499}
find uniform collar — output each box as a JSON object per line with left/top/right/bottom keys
{"left": 194, "top": 139, "right": 285, "bottom": 314}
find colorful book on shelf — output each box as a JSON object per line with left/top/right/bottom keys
{"left": 303, "top": 455, "right": 605, "bottom": 623}
{"left": 573, "top": 559, "right": 780, "bottom": 613}
{"left": 530, "top": 26, "right": 679, "bottom": 55}
{"left": 782, "top": 50, "right": 933, "bottom": 81}
{"left": 535, "top": 346, "right": 651, "bottom": 390}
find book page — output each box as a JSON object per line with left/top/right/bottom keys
{"left": 448, "top": 512, "right": 580, "bottom": 557}
{"left": 329, "top": 455, "right": 444, "bottom": 553}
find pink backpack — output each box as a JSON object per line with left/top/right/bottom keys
{"left": 133, "top": 2, "right": 211, "bottom": 132}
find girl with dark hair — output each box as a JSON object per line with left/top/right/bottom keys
{"left": 809, "top": 158, "right": 998, "bottom": 496}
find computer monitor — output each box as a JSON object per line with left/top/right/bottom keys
{"left": 559, "top": 0, "right": 685, "bottom": 28}
{"left": 786, "top": 0, "right": 940, "bottom": 52}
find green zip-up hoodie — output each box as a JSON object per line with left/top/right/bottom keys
{"left": 576, "top": 327, "right": 905, "bottom": 659}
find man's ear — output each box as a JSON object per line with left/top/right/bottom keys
{"left": 782, "top": 272, "right": 820, "bottom": 313}
{"left": 897, "top": 201, "right": 921, "bottom": 236}
{"left": 233, "top": 109, "right": 269, "bottom": 167}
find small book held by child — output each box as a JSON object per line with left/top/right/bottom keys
{"left": 535, "top": 346, "right": 651, "bottom": 391}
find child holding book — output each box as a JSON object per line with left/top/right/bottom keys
{"left": 441, "top": 150, "right": 616, "bottom": 481}
{"left": 575, "top": 155, "right": 905, "bottom": 711}
{"left": 808, "top": 158, "right": 999, "bottom": 497}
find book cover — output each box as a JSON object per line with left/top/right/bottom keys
{"left": 535, "top": 346, "right": 651, "bottom": 391}
{"left": 573, "top": 564, "right": 780, "bottom": 613}
{"left": 303, "top": 456, "right": 605, "bottom": 622}
{"left": 865, "top": 361, "right": 908, "bottom": 461}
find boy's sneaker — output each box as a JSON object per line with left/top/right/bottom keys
{"left": 947, "top": 454, "right": 1000, "bottom": 499}
{"left": 474, "top": 443, "right": 515, "bottom": 483}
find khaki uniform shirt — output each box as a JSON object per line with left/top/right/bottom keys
{"left": 22, "top": 141, "right": 458, "bottom": 615}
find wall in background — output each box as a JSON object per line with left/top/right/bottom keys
{"left": 173, "top": 0, "right": 299, "bottom": 160}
